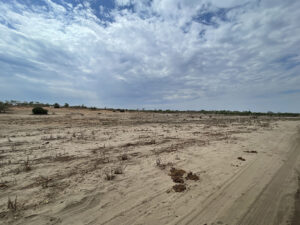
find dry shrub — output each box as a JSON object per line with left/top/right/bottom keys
{"left": 156, "top": 157, "right": 166, "bottom": 169}
{"left": 24, "top": 162, "right": 31, "bottom": 172}
{"left": 114, "top": 164, "right": 127, "bottom": 174}
{"left": 104, "top": 168, "right": 115, "bottom": 180}
{"left": 169, "top": 167, "right": 186, "bottom": 177}
{"left": 173, "top": 184, "right": 186, "bottom": 192}
{"left": 156, "top": 157, "right": 161, "bottom": 167}
{"left": 237, "top": 157, "right": 246, "bottom": 161}
{"left": 54, "top": 155, "right": 74, "bottom": 162}
{"left": 186, "top": 172, "right": 199, "bottom": 181}
{"left": 121, "top": 154, "right": 128, "bottom": 161}
{"left": 260, "top": 122, "right": 270, "bottom": 128}
{"left": 23, "top": 156, "right": 31, "bottom": 172}
{"left": 244, "top": 150, "right": 257, "bottom": 154}
{"left": 100, "top": 150, "right": 110, "bottom": 163}
{"left": 123, "top": 142, "right": 135, "bottom": 147}
{"left": 0, "top": 183, "right": 9, "bottom": 189}
{"left": 7, "top": 196, "right": 17, "bottom": 211}
{"left": 91, "top": 149, "right": 98, "bottom": 154}
{"left": 172, "top": 176, "right": 184, "bottom": 183}
{"left": 37, "top": 176, "right": 52, "bottom": 188}
{"left": 130, "top": 152, "right": 140, "bottom": 157}
{"left": 169, "top": 168, "right": 186, "bottom": 183}
{"left": 145, "top": 139, "right": 156, "bottom": 145}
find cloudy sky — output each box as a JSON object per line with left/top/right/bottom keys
{"left": 0, "top": 0, "right": 300, "bottom": 112}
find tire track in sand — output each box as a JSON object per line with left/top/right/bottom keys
{"left": 174, "top": 127, "right": 300, "bottom": 225}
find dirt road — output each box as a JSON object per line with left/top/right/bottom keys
{"left": 175, "top": 126, "right": 300, "bottom": 225}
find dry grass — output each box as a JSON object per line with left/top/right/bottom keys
{"left": 104, "top": 167, "right": 115, "bottom": 180}
{"left": 114, "top": 164, "right": 127, "bottom": 175}
{"left": 7, "top": 196, "right": 17, "bottom": 212}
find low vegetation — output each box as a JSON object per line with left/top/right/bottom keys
{"left": 1, "top": 100, "right": 299, "bottom": 116}
{"left": 32, "top": 107, "right": 48, "bottom": 115}
{"left": 168, "top": 168, "right": 200, "bottom": 192}
{"left": 7, "top": 196, "right": 18, "bottom": 212}
{"left": 173, "top": 184, "right": 186, "bottom": 192}
{"left": 0, "top": 101, "right": 9, "bottom": 113}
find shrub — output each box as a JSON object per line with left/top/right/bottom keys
{"left": 64, "top": 103, "right": 69, "bottom": 108}
{"left": 173, "top": 184, "right": 186, "bottom": 192}
{"left": 121, "top": 153, "right": 128, "bottom": 161}
{"left": 185, "top": 172, "right": 199, "bottom": 181}
{"left": 32, "top": 107, "right": 48, "bottom": 115}
{"left": 53, "top": 103, "right": 60, "bottom": 108}
{"left": 0, "top": 101, "right": 9, "bottom": 113}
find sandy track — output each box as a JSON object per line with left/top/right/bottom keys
{"left": 175, "top": 126, "right": 300, "bottom": 225}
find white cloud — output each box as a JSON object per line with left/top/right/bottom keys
{"left": 0, "top": 0, "right": 299, "bottom": 111}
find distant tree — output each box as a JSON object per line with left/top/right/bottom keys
{"left": 64, "top": 103, "right": 69, "bottom": 108}
{"left": 54, "top": 103, "right": 60, "bottom": 108}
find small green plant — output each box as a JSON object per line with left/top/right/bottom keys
{"left": 32, "top": 107, "right": 48, "bottom": 115}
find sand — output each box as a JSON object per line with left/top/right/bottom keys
{"left": 0, "top": 107, "right": 299, "bottom": 225}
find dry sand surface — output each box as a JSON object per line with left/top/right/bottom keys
{"left": 0, "top": 107, "right": 300, "bottom": 225}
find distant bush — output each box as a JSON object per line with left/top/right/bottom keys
{"left": 32, "top": 107, "right": 48, "bottom": 115}
{"left": 64, "top": 103, "right": 69, "bottom": 108}
{"left": 54, "top": 103, "right": 60, "bottom": 108}
{"left": 0, "top": 101, "right": 9, "bottom": 113}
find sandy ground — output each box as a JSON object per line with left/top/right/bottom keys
{"left": 0, "top": 107, "right": 299, "bottom": 225}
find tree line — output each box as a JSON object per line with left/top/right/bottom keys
{"left": 0, "top": 100, "right": 299, "bottom": 117}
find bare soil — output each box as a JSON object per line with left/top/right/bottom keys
{"left": 0, "top": 107, "right": 299, "bottom": 225}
